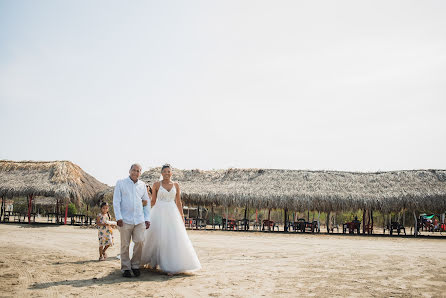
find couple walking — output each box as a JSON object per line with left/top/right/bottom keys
{"left": 113, "top": 163, "right": 201, "bottom": 277}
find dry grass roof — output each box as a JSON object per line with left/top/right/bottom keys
{"left": 140, "top": 168, "right": 446, "bottom": 213}
{"left": 0, "top": 160, "right": 109, "bottom": 205}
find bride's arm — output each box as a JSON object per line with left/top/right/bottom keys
{"left": 151, "top": 182, "right": 159, "bottom": 207}
{"left": 174, "top": 183, "right": 185, "bottom": 222}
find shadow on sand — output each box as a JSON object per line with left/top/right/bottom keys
{"left": 30, "top": 269, "right": 189, "bottom": 290}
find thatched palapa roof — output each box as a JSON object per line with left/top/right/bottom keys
{"left": 140, "top": 168, "right": 446, "bottom": 213}
{"left": 0, "top": 160, "right": 110, "bottom": 205}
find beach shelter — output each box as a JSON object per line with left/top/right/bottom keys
{"left": 0, "top": 160, "right": 109, "bottom": 224}
{"left": 140, "top": 168, "right": 446, "bottom": 235}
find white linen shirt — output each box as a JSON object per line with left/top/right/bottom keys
{"left": 113, "top": 177, "right": 151, "bottom": 225}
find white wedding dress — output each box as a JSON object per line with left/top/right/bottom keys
{"left": 140, "top": 183, "right": 201, "bottom": 274}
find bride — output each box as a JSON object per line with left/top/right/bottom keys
{"left": 140, "top": 164, "right": 201, "bottom": 275}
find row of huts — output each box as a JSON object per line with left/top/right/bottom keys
{"left": 1, "top": 160, "right": 445, "bottom": 236}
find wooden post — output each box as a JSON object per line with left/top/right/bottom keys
{"left": 307, "top": 210, "right": 310, "bottom": 222}
{"left": 27, "top": 194, "right": 34, "bottom": 224}
{"left": 0, "top": 196, "right": 4, "bottom": 223}
{"left": 317, "top": 211, "right": 320, "bottom": 233}
{"left": 284, "top": 208, "right": 288, "bottom": 232}
{"left": 64, "top": 203, "right": 68, "bottom": 225}
{"left": 326, "top": 211, "right": 330, "bottom": 233}
{"left": 56, "top": 199, "right": 59, "bottom": 224}
{"left": 268, "top": 209, "right": 271, "bottom": 231}
{"left": 244, "top": 206, "right": 248, "bottom": 231}
{"left": 371, "top": 210, "right": 374, "bottom": 233}
{"left": 362, "top": 209, "right": 366, "bottom": 234}
{"left": 413, "top": 211, "right": 418, "bottom": 237}
{"left": 196, "top": 205, "right": 200, "bottom": 230}
{"left": 225, "top": 206, "right": 228, "bottom": 230}
{"left": 211, "top": 205, "right": 215, "bottom": 230}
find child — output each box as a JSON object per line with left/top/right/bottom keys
{"left": 97, "top": 202, "right": 115, "bottom": 261}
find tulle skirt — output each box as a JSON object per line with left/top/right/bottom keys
{"left": 140, "top": 200, "right": 201, "bottom": 274}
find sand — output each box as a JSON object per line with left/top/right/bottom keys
{"left": 0, "top": 224, "right": 445, "bottom": 297}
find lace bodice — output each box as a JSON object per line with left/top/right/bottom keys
{"left": 157, "top": 183, "right": 176, "bottom": 202}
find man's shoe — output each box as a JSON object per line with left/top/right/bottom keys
{"left": 123, "top": 270, "right": 132, "bottom": 278}
{"left": 132, "top": 269, "right": 141, "bottom": 277}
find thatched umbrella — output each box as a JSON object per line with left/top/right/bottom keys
{"left": 0, "top": 160, "right": 109, "bottom": 223}
{"left": 140, "top": 168, "right": 446, "bottom": 234}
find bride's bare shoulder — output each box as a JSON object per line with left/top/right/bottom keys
{"left": 174, "top": 181, "right": 180, "bottom": 188}
{"left": 153, "top": 181, "right": 160, "bottom": 189}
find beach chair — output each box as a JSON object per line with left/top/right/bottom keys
{"left": 262, "top": 220, "right": 278, "bottom": 231}
{"left": 236, "top": 219, "right": 249, "bottom": 231}
{"left": 13, "top": 212, "right": 22, "bottom": 223}
{"left": 303, "top": 220, "right": 318, "bottom": 233}
{"left": 364, "top": 223, "right": 373, "bottom": 234}
{"left": 3, "top": 211, "right": 10, "bottom": 222}
{"left": 343, "top": 221, "right": 360, "bottom": 234}
{"left": 253, "top": 221, "right": 262, "bottom": 231}
{"left": 390, "top": 222, "right": 406, "bottom": 235}
{"left": 293, "top": 218, "right": 306, "bottom": 232}
{"left": 330, "top": 225, "right": 339, "bottom": 233}
{"left": 222, "top": 218, "right": 237, "bottom": 230}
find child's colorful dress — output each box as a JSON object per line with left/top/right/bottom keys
{"left": 97, "top": 213, "right": 113, "bottom": 247}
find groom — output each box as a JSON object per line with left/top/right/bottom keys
{"left": 113, "top": 163, "right": 151, "bottom": 278}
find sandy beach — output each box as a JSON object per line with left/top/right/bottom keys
{"left": 0, "top": 224, "right": 445, "bottom": 297}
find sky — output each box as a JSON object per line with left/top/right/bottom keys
{"left": 0, "top": 0, "right": 445, "bottom": 185}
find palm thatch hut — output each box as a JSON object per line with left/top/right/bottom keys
{"left": 140, "top": 168, "right": 446, "bottom": 234}
{"left": 141, "top": 168, "right": 446, "bottom": 212}
{"left": 0, "top": 160, "right": 110, "bottom": 223}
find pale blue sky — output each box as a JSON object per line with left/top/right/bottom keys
{"left": 1, "top": 1, "right": 445, "bottom": 185}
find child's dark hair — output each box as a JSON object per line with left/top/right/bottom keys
{"left": 161, "top": 163, "right": 171, "bottom": 172}
{"left": 100, "top": 201, "right": 111, "bottom": 220}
